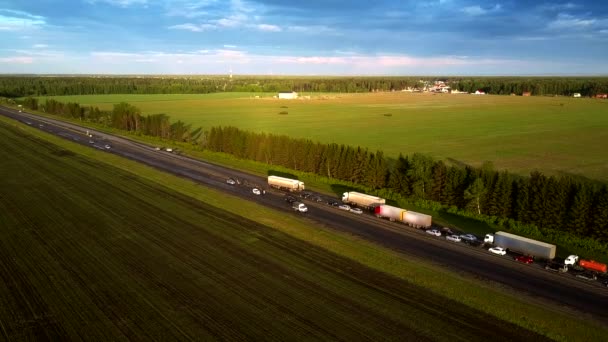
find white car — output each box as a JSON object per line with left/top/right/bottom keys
{"left": 252, "top": 188, "right": 261, "bottom": 195}
{"left": 349, "top": 208, "right": 363, "bottom": 214}
{"left": 104, "top": 144, "right": 111, "bottom": 149}
{"left": 446, "top": 235, "right": 462, "bottom": 242}
{"left": 460, "top": 234, "right": 478, "bottom": 242}
{"left": 488, "top": 246, "right": 507, "bottom": 255}
{"left": 226, "top": 178, "right": 236, "bottom": 185}
{"left": 154, "top": 147, "right": 161, "bottom": 151}
{"left": 426, "top": 229, "right": 441, "bottom": 237}
{"left": 338, "top": 204, "right": 351, "bottom": 211}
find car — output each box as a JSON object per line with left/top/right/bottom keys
{"left": 460, "top": 234, "right": 478, "bottom": 242}
{"left": 514, "top": 255, "right": 534, "bottom": 264}
{"left": 154, "top": 147, "right": 161, "bottom": 151}
{"left": 313, "top": 196, "right": 324, "bottom": 202}
{"left": 603, "top": 280, "right": 608, "bottom": 287}
{"left": 576, "top": 272, "right": 597, "bottom": 281}
{"left": 338, "top": 204, "right": 351, "bottom": 211}
{"left": 426, "top": 229, "right": 441, "bottom": 237}
{"left": 488, "top": 246, "right": 507, "bottom": 255}
{"left": 284, "top": 195, "right": 297, "bottom": 203}
{"left": 328, "top": 201, "right": 339, "bottom": 207}
{"left": 545, "top": 262, "right": 568, "bottom": 273}
{"left": 89, "top": 140, "right": 94, "bottom": 144}
{"left": 104, "top": 144, "right": 111, "bottom": 149}
{"left": 226, "top": 178, "right": 236, "bottom": 185}
{"left": 252, "top": 188, "right": 261, "bottom": 195}
{"left": 165, "top": 148, "right": 173, "bottom": 152}
{"left": 446, "top": 235, "right": 461, "bottom": 242}
{"left": 350, "top": 208, "right": 363, "bottom": 214}
{"left": 300, "top": 192, "right": 312, "bottom": 199}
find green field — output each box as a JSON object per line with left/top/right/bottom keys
{"left": 4, "top": 116, "right": 608, "bottom": 340}
{"left": 41, "top": 92, "right": 608, "bottom": 181}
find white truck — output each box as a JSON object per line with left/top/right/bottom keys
{"left": 484, "top": 232, "right": 556, "bottom": 260}
{"left": 341, "top": 192, "right": 385, "bottom": 209}
{"left": 292, "top": 202, "right": 308, "bottom": 213}
{"left": 374, "top": 204, "right": 432, "bottom": 228}
{"left": 267, "top": 176, "right": 305, "bottom": 192}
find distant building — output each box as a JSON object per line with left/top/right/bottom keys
{"left": 595, "top": 94, "right": 608, "bottom": 99}
{"left": 573, "top": 93, "right": 581, "bottom": 98}
{"left": 474, "top": 90, "right": 486, "bottom": 95}
{"left": 278, "top": 91, "right": 298, "bottom": 99}
{"left": 522, "top": 92, "right": 531, "bottom": 96}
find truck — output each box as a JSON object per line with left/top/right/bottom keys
{"left": 292, "top": 202, "right": 308, "bottom": 213}
{"left": 267, "top": 176, "right": 305, "bottom": 192}
{"left": 374, "top": 205, "right": 432, "bottom": 228}
{"left": 578, "top": 260, "right": 607, "bottom": 273}
{"left": 484, "top": 231, "right": 556, "bottom": 260}
{"left": 341, "top": 192, "right": 385, "bottom": 209}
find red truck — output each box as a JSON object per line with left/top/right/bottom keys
{"left": 579, "top": 260, "right": 607, "bottom": 273}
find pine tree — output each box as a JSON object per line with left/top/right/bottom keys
{"left": 567, "top": 185, "right": 593, "bottom": 235}
{"left": 591, "top": 186, "right": 608, "bottom": 241}
{"left": 465, "top": 178, "right": 486, "bottom": 215}
{"left": 430, "top": 161, "right": 447, "bottom": 202}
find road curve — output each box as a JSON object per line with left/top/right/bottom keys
{"left": 1, "top": 106, "right": 607, "bottom": 324}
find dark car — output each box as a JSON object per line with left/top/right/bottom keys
{"left": 328, "top": 201, "right": 339, "bottom": 207}
{"left": 285, "top": 195, "right": 297, "bottom": 203}
{"left": 603, "top": 280, "right": 608, "bottom": 287}
{"left": 576, "top": 272, "right": 597, "bottom": 281}
{"left": 514, "top": 255, "right": 533, "bottom": 264}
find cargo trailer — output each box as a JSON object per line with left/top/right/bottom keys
{"left": 267, "top": 176, "right": 305, "bottom": 192}
{"left": 341, "top": 192, "right": 385, "bottom": 209}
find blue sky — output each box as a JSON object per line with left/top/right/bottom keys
{"left": 0, "top": 0, "right": 607, "bottom": 75}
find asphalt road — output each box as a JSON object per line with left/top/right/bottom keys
{"left": 2, "top": 106, "right": 608, "bottom": 324}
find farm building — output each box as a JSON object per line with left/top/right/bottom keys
{"left": 278, "top": 91, "right": 298, "bottom": 99}
{"left": 522, "top": 92, "right": 531, "bottom": 96}
{"left": 573, "top": 93, "right": 581, "bottom": 98}
{"left": 596, "top": 94, "right": 607, "bottom": 99}
{"left": 474, "top": 90, "right": 486, "bottom": 95}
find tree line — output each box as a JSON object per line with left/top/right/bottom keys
{"left": 15, "top": 97, "right": 608, "bottom": 245}
{"left": 2, "top": 76, "right": 608, "bottom": 97}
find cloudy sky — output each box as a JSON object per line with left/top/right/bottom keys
{"left": 1, "top": 0, "right": 607, "bottom": 75}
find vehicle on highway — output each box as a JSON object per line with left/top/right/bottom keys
{"left": 104, "top": 144, "right": 111, "bottom": 149}
{"left": 155, "top": 147, "right": 161, "bottom": 151}
{"left": 267, "top": 175, "right": 305, "bottom": 192}
{"left": 292, "top": 202, "right": 308, "bottom": 213}
{"left": 484, "top": 231, "right": 556, "bottom": 260}
{"left": 374, "top": 204, "right": 432, "bottom": 228}
{"left": 349, "top": 208, "right": 363, "bottom": 214}
{"left": 252, "top": 188, "right": 261, "bottom": 195}
{"left": 342, "top": 191, "right": 385, "bottom": 209}
{"left": 89, "top": 140, "right": 94, "bottom": 144}
{"left": 446, "top": 235, "right": 461, "bottom": 242}
{"left": 328, "top": 201, "right": 339, "bottom": 207}
{"left": 226, "top": 178, "right": 236, "bottom": 185}
{"left": 313, "top": 196, "right": 324, "bottom": 202}
{"left": 300, "top": 192, "right": 312, "bottom": 199}
{"left": 603, "top": 280, "right": 608, "bottom": 287}
{"left": 565, "top": 255, "right": 579, "bottom": 265}
{"left": 338, "top": 204, "right": 351, "bottom": 211}
{"left": 284, "top": 195, "right": 297, "bottom": 203}
{"left": 39, "top": 124, "right": 44, "bottom": 127}
{"left": 426, "top": 229, "right": 441, "bottom": 237}
{"left": 545, "top": 261, "right": 568, "bottom": 273}
{"left": 488, "top": 246, "right": 507, "bottom": 255}
{"left": 576, "top": 272, "right": 597, "bottom": 281}
{"left": 514, "top": 255, "right": 534, "bottom": 264}
{"left": 460, "top": 234, "right": 478, "bottom": 243}
{"left": 165, "top": 148, "right": 173, "bottom": 152}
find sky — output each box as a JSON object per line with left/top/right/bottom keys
{"left": 0, "top": 0, "right": 607, "bottom": 75}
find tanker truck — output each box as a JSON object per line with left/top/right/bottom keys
{"left": 374, "top": 204, "right": 432, "bottom": 228}
{"left": 341, "top": 192, "right": 385, "bottom": 209}
{"left": 267, "top": 176, "right": 305, "bottom": 192}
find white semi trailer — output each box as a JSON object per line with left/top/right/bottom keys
{"left": 484, "top": 231, "right": 556, "bottom": 260}
{"left": 267, "top": 176, "right": 305, "bottom": 191}
{"left": 374, "top": 205, "right": 432, "bottom": 228}
{"left": 341, "top": 192, "right": 385, "bottom": 209}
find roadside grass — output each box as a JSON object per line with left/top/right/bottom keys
{"left": 39, "top": 92, "right": 608, "bottom": 181}
{"left": 2, "top": 115, "right": 608, "bottom": 341}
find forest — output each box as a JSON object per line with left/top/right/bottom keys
{"left": 12, "top": 97, "right": 608, "bottom": 245}
{"left": 2, "top": 76, "right": 608, "bottom": 97}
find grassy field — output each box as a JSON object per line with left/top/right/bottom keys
{"left": 40, "top": 92, "right": 608, "bottom": 181}
{"left": 3, "top": 116, "right": 608, "bottom": 340}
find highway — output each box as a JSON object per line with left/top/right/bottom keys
{"left": 1, "top": 105, "right": 608, "bottom": 324}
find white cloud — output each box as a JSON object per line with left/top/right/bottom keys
{"left": 257, "top": 24, "right": 281, "bottom": 32}
{"left": 539, "top": 2, "right": 578, "bottom": 11}
{"left": 223, "top": 44, "right": 237, "bottom": 48}
{"left": 0, "top": 9, "right": 46, "bottom": 31}
{"left": 33, "top": 44, "right": 48, "bottom": 49}
{"left": 548, "top": 13, "right": 597, "bottom": 30}
{"left": 168, "top": 23, "right": 204, "bottom": 32}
